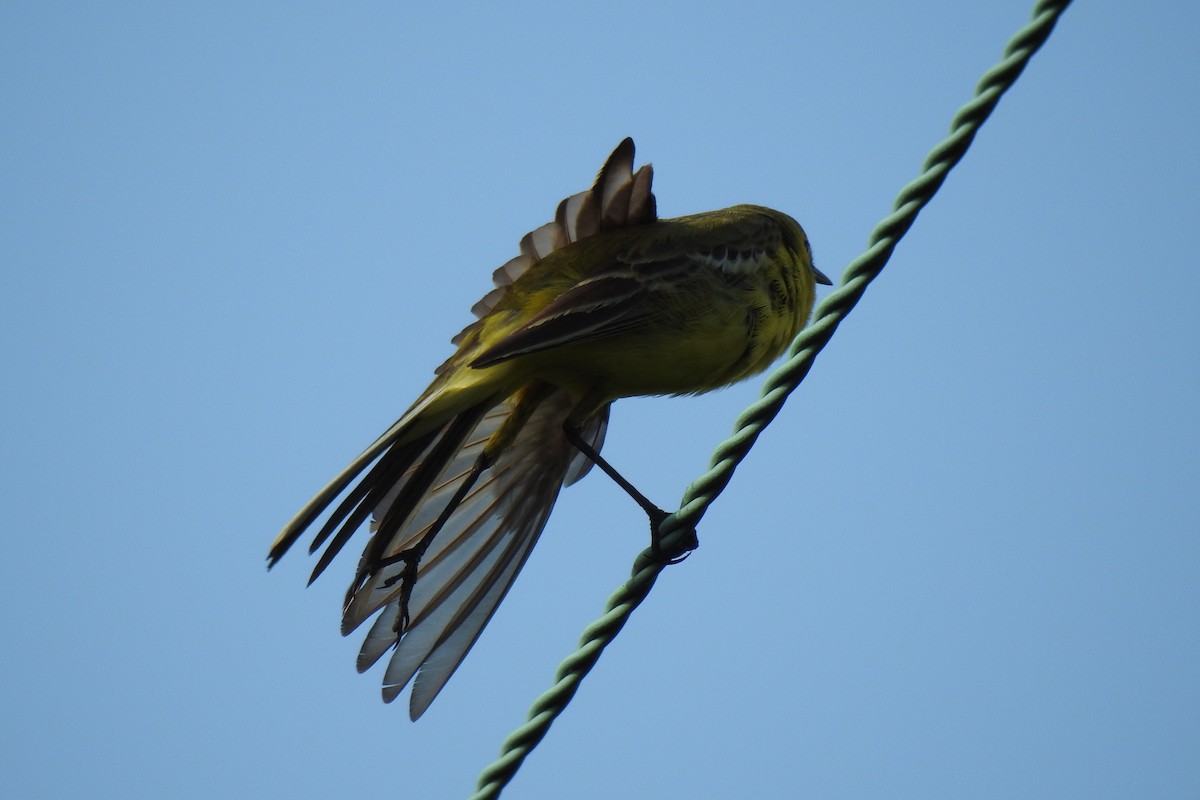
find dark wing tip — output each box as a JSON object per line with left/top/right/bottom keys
{"left": 266, "top": 529, "right": 301, "bottom": 569}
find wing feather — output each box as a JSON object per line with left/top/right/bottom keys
{"left": 268, "top": 415, "right": 438, "bottom": 568}
{"left": 446, "top": 138, "right": 658, "bottom": 349}
{"left": 340, "top": 392, "right": 583, "bottom": 719}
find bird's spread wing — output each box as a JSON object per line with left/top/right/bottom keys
{"left": 346, "top": 391, "right": 583, "bottom": 719}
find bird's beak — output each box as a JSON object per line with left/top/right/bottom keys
{"left": 812, "top": 265, "right": 833, "bottom": 285}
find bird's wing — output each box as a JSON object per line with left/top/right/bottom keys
{"left": 345, "top": 391, "right": 582, "bottom": 719}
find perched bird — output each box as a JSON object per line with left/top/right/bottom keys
{"left": 268, "top": 138, "right": 831, "bottom": 720}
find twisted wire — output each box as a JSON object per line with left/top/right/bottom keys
{"left": 470, "top": 2, "right": 1073, "bottom": 796}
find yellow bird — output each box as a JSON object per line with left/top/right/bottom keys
{"left": 268, "top": 138, "right": 831, "bottom": 719}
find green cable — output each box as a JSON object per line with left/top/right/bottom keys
{"left": 471, "top": 1, "right": 1074, "bottom": 796}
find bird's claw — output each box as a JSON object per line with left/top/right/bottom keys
{"left": 648, "top": 508, "right": 699, "bottom": 565}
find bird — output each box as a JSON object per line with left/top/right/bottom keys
{"left": 268, "top": 137, "right": 831, "bottom": 720}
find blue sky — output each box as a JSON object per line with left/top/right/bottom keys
{"left": 3, "top": 1, "right": 1198, "bottom": 798}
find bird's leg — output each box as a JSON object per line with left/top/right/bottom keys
{"left": 563, "top": 422, "right": 695, "bottom": 563}
{"left": 377, "top": 451, "right": 493, "bottom": 633}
